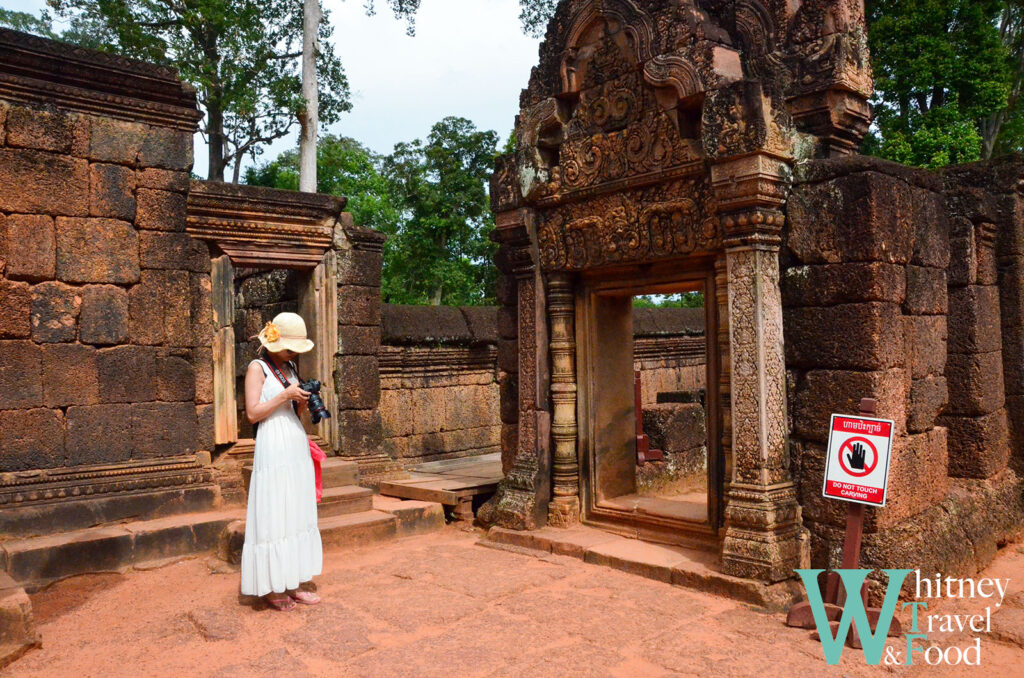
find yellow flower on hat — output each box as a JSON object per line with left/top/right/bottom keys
{"left": 262, "top": 322, "right": 280, "bottom": 343}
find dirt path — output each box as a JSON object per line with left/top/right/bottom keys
{"left": 7, "top": 525, "right": 1024, "bottom": 677}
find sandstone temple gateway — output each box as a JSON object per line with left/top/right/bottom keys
{"left": 2, "top": 0, "right": 1024, "bottom": 659}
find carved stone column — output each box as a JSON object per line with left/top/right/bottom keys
{"left": 712, "top": 153, "right": 807, "bottom": 582}
{"left": 478, "top": 209, "right": 552, "bottom": 530}
{"left": 547, "top": 273, "right": 580, "bottom": 526}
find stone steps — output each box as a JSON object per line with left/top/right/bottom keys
{"left": 1, "top": 508, "right": 244, "bottom": 591}
{"left": 318, "top": 510, "right": 398, "bottom": 549}
{"left": 318, "top": 485, "right": 373, "bottom": 518}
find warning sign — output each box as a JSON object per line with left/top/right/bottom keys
{"left": 822, "top": 414, "right": 894, "bottom": 507}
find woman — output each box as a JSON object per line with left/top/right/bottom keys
{"left": 240, "top": 311, "right": 323, "bottom": 611}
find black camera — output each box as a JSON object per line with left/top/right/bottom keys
{"left": 299, "top": 379, "right": 332, "bottom": 425}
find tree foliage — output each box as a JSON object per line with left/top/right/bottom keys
{"left": 865, "top": 0, "right": 1024, "bottom": 167}
{"left": 45, "top": 0, "right": 350, "bottom": 182}
{"left": 248, "top": 118, "right": 499, "bottom": 306}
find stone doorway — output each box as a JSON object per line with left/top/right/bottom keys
{"left": 577, "top": 265, "right": 722, "bottom": 549}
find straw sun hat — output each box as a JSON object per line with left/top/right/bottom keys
{"left": 257, "top": 312, "right": 314, "bottom": 354}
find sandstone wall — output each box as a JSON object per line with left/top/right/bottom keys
{"left": 378, "top": 304, "right": 707, "bottom": 469}
{"left": 0, "top": 30, "right": 207, "bottom": 474}
{"left": 785, "top": 156, "right": 1024, "bottom": 590}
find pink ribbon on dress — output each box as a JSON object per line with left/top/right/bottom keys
{"left": 309, "top": 439, "right": 326, "bottom": 503}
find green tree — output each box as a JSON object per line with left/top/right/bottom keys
{"left": 46, "top": 0, "right": 350, "bottom": 182}
{"left": 382, "top": 117, "right": 499, "bottom": 306}
{"left": 244, "top": 135, "right": 402, "bottom": 244}
{"left": 865, "top": 0, "right": 1012, "bottom": 167}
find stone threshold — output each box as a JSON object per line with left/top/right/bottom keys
{"left": 485, "top": 525, "right": 803, "bottom": 611}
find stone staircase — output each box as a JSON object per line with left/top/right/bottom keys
{"left": 219, "top": 457, "right": 445, "bottom": 561}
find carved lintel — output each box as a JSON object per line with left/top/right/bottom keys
{"left": 187, "top": 181, "right": 343, "bottom": 268}
{"left": 547, "top": 273, "right": 580, "bottom": 526}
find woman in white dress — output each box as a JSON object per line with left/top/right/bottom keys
{"left": 240, "top": 312, "right": 323, "bottom": 611}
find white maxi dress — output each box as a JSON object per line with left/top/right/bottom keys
{"left": 240, "top": 359, "right": 323, "bottom": 596}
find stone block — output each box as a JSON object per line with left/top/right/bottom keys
{"left": 30, "top": 281, "right": 81, "bottom": 343}
{"left": 88, "top": 117, "right": 145, "bottom": 165}
{"left": 135, "top": 189, "right": 187, "bottom": 231}
{"left": 55, "top": 217, "right": 139, "bottom": 284}
{"left": 643, "top": 402, "right": 707, "bottom": 453}
{"left": 948, "top": 285, "right": 1002, "bottom": 354}
{"left": 89, "top": 163, "right": 136, "bottom": 220}
{"left": 338, "top": 325, "right": 381, "bottom": 356}
{"left": 792, "top": 369, "right": 906, "bottom": 443}
{"left": 946, "top": 351, "right": 1005, "bottom": 416}
{"left": 42, "top": 343, "right": 99, "bottom": 407}
{"left": 190, "top": 273, "right": 213, "bottom": 347}
{"left": 66, "top": 404, "right": 132, "bottom": 466}
{"left": 5, "top": 106, "right": 74, "bottom": 153}
{"left": 196, "top": 404, "right": 215, "bottom": 452}
{"left": 157, "top": 354, "right": 196, "bottom": 401}
{"left": 129, "top": 270, "right": 191, "bottom": 345}
{"left": 0, "top": 408, "right": 65, "bottom": 471}
{"left": 948, "top": 233, "right": 977, "bottom": 287}
{"left": 497, "top": 305, "right": 518, "bottom": 339}
{"left": 499, "top": 372, "right": 519, "bottom": 424}
{"left": 941, "top": 409, "right": 1010, "bottom": 478}
{"left": 97, "top": 345, "right": 157, "bottom": 403}
{"left": 338, "top": 286, "right": 381, "bottom": 326}
{"left": 782, "top": 262, "right": 906, "bottom": 307}
{"left": 904, "top": 315, "right": 947, "bottom": 379}
{"left": 911, "top": 188, "right": 951, "bottom": 269}
{"left": 0, "top": 279, "right": 31, "bottom": 338}
{"left": 334, "top": 355, "right": 380, "bottom": 409}
{"left": 784, "top": 303, "right": 904, "bottom": 370}
{"left": 338, "top": 408, "right": 383, "bottom": 456}
{"left": 136, "top": 168, "right": 189, "bottom": 193}
{"left": 379, "top": 389, "right": 412, "bottom": 437}
{"left": 138, "top": 126, "right": 192, "bottom": 171}
{"left": 497, "top": 339, "right": 518, "bottom": 374}
{"left": 496, "top": 274, "right": 517, "bottom": 306}
{"left": 139, "top": 231, "right": 197, "bottom": 269}
{"left": 904, "top": 266, "right": 947, "bottom": 315}
{"left": 193, "top": 347, "right": 213, "bottom": 404}
{"left": 881, "top": 428, "right": 949, "bottom": 528}
{"left": 787, "top": 172, "right": 915, "bottom": 265}
{"left": 3, "top": 215, "right": 55, "bottom": 281}
{"left": 336, "top": 250, "right": 382, "bottom": 287}
{"left": 131, "top": 402, "right": 196, "bottom": 458}
{"left": 0, "top": 100, "right": 7, "bottom": 144}
{"left": 0, "top": 340, "right": 42, "bottom": 409}
{"left": 79, "top": 285, "right": 129, "bottom": 345}
{"left": 907, "top": 375, "right": 948, "bottom": 433}
{"left": 0, "top": 149, "right": 89, "bottom": 216}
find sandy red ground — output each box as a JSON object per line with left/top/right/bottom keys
{"left": 7, "top": 524, "right": 1024, "bottom": 677}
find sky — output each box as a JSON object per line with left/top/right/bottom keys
{"left": 2, "top": 0, "right": 542, "bottom": 178}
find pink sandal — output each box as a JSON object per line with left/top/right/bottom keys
{"left": 265, "top": 594, "right": 296, "bottom": 611}
{"left": 289, "top": 590, "right": 321, "bottom": 605}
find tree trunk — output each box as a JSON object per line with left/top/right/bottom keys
{"left": 299, "top": 0, "right": 320, "bottom": 193}
{"left": 208, "top": 103, "right": 226, "bottom": 182}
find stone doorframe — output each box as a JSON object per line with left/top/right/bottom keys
{"left": 486, "top": 155, "right": 809, "bottom": 581}
{"left": 573, "top": 263, "right": 724, "bottom": 547}
{"left": 186, "top": 182, "right": 343, "bottom": 452}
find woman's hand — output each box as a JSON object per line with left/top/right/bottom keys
{"left": 281, "top": 383, "right": 310, "bottom": 404}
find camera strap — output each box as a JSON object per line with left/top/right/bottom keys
{"left": 260, "top": 357, "right": 294, "bottom": 389}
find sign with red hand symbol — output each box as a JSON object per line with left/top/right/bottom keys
{"left": 822, "top": 414, "right": 894, "bottom": 507}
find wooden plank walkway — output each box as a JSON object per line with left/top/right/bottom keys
{"left": 378, "top": 453, "right": 502, "bottom": 520}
